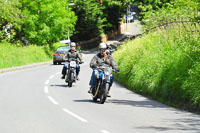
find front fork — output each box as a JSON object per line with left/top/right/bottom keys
{"left": 66, "top": 67, "right": 75, "bottom": 81}
{"left": 94, "top": 75, "right": 111, "bottom": 95}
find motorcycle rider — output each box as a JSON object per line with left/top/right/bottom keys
{"left": 106, "top": 43, "right": 113, "bottom": 55}
{"left": 61, "top": 42, "right": 82, "bottom": 80}
{"left": 88, "top": 43, "right": 119, "bottom": 97}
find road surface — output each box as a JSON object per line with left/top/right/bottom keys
{"left": 0, "top": 52, "right": 200, "bottom": 133}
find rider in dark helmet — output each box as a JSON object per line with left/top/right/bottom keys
{"left": 88, "top": 43, "right": 119, "bottom": 97}
{"left": 105, "top": 43, "right": 113, "bottom": 55}
{"left": 61, "top": 42, "right": 82, "bottom": 80}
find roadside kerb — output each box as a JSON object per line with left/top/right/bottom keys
{"left": 0, "top": 61, "right": 52, "bottom": 74}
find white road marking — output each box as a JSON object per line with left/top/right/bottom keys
{"left": 44, "top": 86, "right": 48, "bottom": 93}
{"left": 45, "top": 80, "right": 49, "bottom": 85}
{"left": 48, "top": 96, "right": 58, "bottom": 105}
{"left": 62, "top": 108, "right": 88, "bottom": 123}
{"left": 100, "top": 130, "right": 110, "bottom": 133}
{"left": 49, "top": 75, "right": 55, "bottom": 79}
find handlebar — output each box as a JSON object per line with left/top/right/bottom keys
{"left": 64, "top": 58, "right": 84, "bottom": 64}
{"left": 95, "top": 65, "right": 119, "bottom": 72}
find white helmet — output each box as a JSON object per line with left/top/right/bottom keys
{"left": 70, "top": 42, "right": 76, "bottom": 47}
{"left": 99, "top": 43, "right": 107, "bottom": 49}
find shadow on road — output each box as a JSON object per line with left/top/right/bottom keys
{"left": 73, "top": 99, "right": 102, "bottom": 104}
{"left": 135, "top": 117, "right": 200, "bottom": 132}
{"left": 50, "top": 84, "right": 69, "bottom": 88}
{"left": 107, "top": 99, "right": 168, "bottom": 109}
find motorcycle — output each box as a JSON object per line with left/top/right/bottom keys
{"left": 65, "top": 59, "right": 82, "bottom": 87}
{"left": 92, "top": 65, "right": 115, "bottom": 104}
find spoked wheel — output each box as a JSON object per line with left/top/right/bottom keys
{"left": 92, "top": 96, "right": 98, "bottom": 102}
{"left": 99, "top": 83, "right": 109, "bottom": 104}
{"left": 68, "top": 72, "right": 73, "bottom": 87}
{"left": 92, "top": 84, "right": 99, "bottom": 102}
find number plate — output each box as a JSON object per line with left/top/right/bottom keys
{"left": 70, "top": 61, "right": 76, "bottom": 67}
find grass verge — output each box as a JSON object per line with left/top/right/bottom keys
{"left": 113, "top": 26, "right": 200, "bottom": 113}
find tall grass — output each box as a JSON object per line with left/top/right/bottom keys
{"left": 114, "top": 26, "right": 200, "bottom": 111}
{"left": 0, "top": 42, "right": 66, "bottom": 69}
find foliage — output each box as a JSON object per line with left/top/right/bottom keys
{"left": 71, "top": 0, "right": 134, "bottom": 41}
{"left": 140, "top": 0, "right": 199, "bottom": 31}
{"left": 70, "top": 0, "right": 105, "bottom": 41}
{"left": 20, "top": 0, "right": 77, "bottom": 45}
{"left": 0, "top": 42, "right": 65, "bottom": 69}
{"left": 0, "top": 0, "right": 134, "bottom": 44}
{"left": 114, "top": 25, "right": 200, "bottom": 111}
{"left": 101, "top": 0, "right": 129, "bottom": 32}
{"left": 0, "top": 0, "right": 22, "bottom": 42}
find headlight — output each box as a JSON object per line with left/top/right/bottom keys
{"left": 70, "top": 61, "right": 76, "bottom": 67}
{"left": 104, "top": 68, "right": 112, "bottom": 75}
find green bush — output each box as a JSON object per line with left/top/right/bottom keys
{"left": 114, "top": 26, "right": 200, "bottom": 111}
{"left": 0, "top": 42, "right": 65, "bottom": 69}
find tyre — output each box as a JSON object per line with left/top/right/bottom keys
{"left": 53, "top": 61, "right": 57, "bottom": 65}
{"left": 68, "top": 81, "right": 72, "bottom": 87}
{"left": 99, "top": 83, "right": 109, "bottom": 104}
{"left": 58, "top": 62, "right": 61, "bottom": 65}
{"left": 92, "top": 96, "right": 98, "bottom": 102}
{"left": 68, "top": 71, "right": 73, "bottom": 87}
{"left": 92, "top": 83, "right": 99, "bottom": 102}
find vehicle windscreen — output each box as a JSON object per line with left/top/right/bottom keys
{"left": 57, "top": 46, "right": 69, "bottom": 51}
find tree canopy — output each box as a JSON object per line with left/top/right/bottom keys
{"left": 0, "top": 0, "right": 77, "bottom": 45}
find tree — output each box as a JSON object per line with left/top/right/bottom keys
{"left": 20, "top": 0, "right": 77, "bottom": 45}
{"left": 101, "top": 0, "right": 128, "bottom": 33}
{"left": 140, "top": 0, "right": 199, "bottom": 30}
{"left": 71, "top": 0, "right": 105, "bottom": 41}
{"left": 0, "top": 0, "right": 22, "bottom": 42}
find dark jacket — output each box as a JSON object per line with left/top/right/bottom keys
{"left": 90, "top": 53, "right": 118, "bottom": 69}
{"left": 64, "top": 49, "right": 82, "bottom": 61}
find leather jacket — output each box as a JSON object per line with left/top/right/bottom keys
{"left": 64, "top": 49, "right": 82, "bottom": 61}
{"left": 90, "top": 53, "right": 118, "bottom": 70}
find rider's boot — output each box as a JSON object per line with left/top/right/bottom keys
{"left": 61, "top": 75, "right": 65, "bottom": 79}
{"left": 76, "top": 74, "right": 79, "bottom": 81}
{"left": 107, "top": 91, "right": 111, "bottom": 97}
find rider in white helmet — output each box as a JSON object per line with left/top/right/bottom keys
{"left": 61, "top": 42, "right": 82, "bottom": 80}
{"left": 88, "top": 42, "right": 119, "bottom": 97}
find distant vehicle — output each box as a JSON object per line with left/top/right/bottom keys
{"left": 53, "top": 45, "right": 70, "bottom": 65}
{"left": 123, "top": 13, "right": 134, "bottom": 23}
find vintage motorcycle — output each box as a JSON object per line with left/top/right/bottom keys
{"left": 92, "top": 65, "right": 116, "bottom": 104}
{"left": 65, "top": 58, "right": 82, "bottom": 87}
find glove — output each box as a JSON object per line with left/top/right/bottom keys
{"left": 79, "top": 61, "right": 84, "bottom": 64}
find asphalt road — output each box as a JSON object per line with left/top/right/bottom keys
{"left": 0, "top": 52, "right": 200, "bottom": 133}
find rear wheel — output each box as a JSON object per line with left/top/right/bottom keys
{"left": 99, "top": 83, "right": 109, "bottom": 104}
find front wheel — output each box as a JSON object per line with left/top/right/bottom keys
{"left": 92, "top": 82, "right": 100, "bottom": 102}
{"left": 99, "top": 83, "right": 109, "bottom": 104}
{"left": 68, "top": 72, "right": 73, "bottom": 87}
